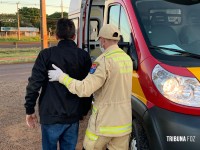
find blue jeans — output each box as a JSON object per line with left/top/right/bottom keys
{"left": 41, "top": 122, "right": 79, "bottom": 150}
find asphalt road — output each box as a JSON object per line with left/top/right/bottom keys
{"left": 0, "top": 63, "right": 87, "bottom": 149}
{"left": 0, "top": 63, "right": 33, "bottom": 82}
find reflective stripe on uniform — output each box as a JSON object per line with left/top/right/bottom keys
{"left": 63, "top": 75, "right": 73, "bottom": 88}
{"left": 105, "top": 49, "right": 123, "bottom": 58}
{"left": 105, "top": 49, "right": 133, "bottom": 74}
{"left": 86, "top": 129, "right": 99, "bottom": 141}
{"left": 118, "top": 61, "right": 132, "bottom": 67}
{"left": 99, "top": 123, "right": 132, "bottom": 134}
{"left": 118, "top": 61, "right": 133, "bottom": 74}
{"left": 112, "top": 56, "right": 131, "bottom": 62}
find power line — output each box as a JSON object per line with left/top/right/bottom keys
{"left": 0, "top": 1, "right": 69, "bottom": 8}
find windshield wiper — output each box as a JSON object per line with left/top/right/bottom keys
{"left": 149, "top": 45, "right": 200, "bottom": 59}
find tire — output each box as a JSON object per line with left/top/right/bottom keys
{"left": 129, "top": 119, "right": 149, "bottom": 150}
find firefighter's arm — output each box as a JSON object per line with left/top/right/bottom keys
{"left": 48, "top": 58, "right": 107, "bottom": 97}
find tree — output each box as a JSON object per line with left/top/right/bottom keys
{"left": 48, "top": 12, "right": 68, "bottom": 19}
{"left": 47, "top": 12, "right": 68, "bottom": 35}
{"left": 18, "top": 7, "right": 40, "bottom": 28}
{"left": 0, "top": 10, "right": 68, "bottom": 33}
{"left": 0, "top": 14, "right": 17, "bottom": 27}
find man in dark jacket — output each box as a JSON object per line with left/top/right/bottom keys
{"left": 24, "top": 18, "right": 92, "bottom": 150}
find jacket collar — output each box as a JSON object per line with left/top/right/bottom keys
{"left": 104, "top": 44, "right": 119, "bottom": 54}
{"left": 57, "top": 39, "right": 77, "bottom": 48}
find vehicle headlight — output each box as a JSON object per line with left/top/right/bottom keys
{"left": 152, "top": 64, "right": 200, "bottom": 107}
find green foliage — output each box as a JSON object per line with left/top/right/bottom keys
{"left": 0, "top": 48, "right": 40, "bottom": 64}
{"left": 0, "top": 36, "right": 41, "bottom": 42}
{"left": 47, "top": 12, "right": 68, "bottom": 35}
{"left": 18, "top": 7, "right": 40, "bottom": 28}
{"left": 0, "top": 9, "right": 68, "bottom": 34}
{"left": 48, "top": 12, "right": 68, "bottom": 19}
{"left": 0, "top": 48, "right": 40, "bottom": 58}
{"left": 0, "top": 14, "right": 17, "bottom": 27}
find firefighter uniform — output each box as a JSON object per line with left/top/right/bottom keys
{"left": 57, "top": 25, "right": 133, "bottom": 150}
{"left": 48, "top": 24, "right": 133, "bottom": 150}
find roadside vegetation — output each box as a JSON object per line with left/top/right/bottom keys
{"left": 0, "top": 36, "right": 57, "bottom": 64}
{"left": 0, "top": 7, "right": 66, "bottom": 64}
{"left": 0, "top": 48, "right": 40, "bottom": 64}
{"left": 0, "top": 35, "right": 56, "bottom": 42}
{"left": 0, "top": 36, "right": 41, "bottom": 42}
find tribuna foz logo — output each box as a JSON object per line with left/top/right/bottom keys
{"left": 166, "top": 136, "right": 196, "bottom": 142}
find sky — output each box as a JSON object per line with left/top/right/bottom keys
{"left": 0, "top": 0, "right": 71, "bottom": 15}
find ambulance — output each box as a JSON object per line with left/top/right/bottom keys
{"left": 68, "top": 0, "right": 200, "bottom": 149}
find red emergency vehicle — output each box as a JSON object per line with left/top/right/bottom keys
{"left": 69, "top": 0, "right": 200, "bottom": 149}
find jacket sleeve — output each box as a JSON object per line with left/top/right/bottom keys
{"left": 60, "top": 57, "right": 107, "bottom": 97}
{"left": 24, "top": 50, "right": 48, "bottom": 114}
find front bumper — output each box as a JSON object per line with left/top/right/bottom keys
{"left": 143, "top": 106, "right": 200, "bottom": 150}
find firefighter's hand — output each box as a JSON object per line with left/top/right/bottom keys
{"left": 26, "top": 114, "right": 38, "bottom": 128}
{"left": 48, "top": 64, "right": 64, "bottom": 82}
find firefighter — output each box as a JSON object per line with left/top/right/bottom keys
{"left": 48, "top": 24, "right": 133, "bottom": 150}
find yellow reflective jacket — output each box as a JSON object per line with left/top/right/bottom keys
{"left": 59, "top": 44, "right": 133, "bottom": 137}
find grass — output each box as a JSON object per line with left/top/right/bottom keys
{"left": 0, "top": 48, "right": 40, "bottom": 64}
{"left": 0, "top": 40, "right": 98, "bottom": 65}
{"left": 0, "top": 36, "right": 40, "bottom": 42}
{"left": 0, "top": 35, "right": 57, "bottom": 64}
{"left": 0, "top": 35, "right": 56, "bottom": 42}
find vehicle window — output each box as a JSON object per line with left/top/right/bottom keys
{"left": 90, "top": 20, "right": 99, "bottom": 41}
{"left": 150, "top": 9, "right": 182, "bottom": 25}
{"left": 89, "top": 6, "right": 104, "bottom": 62}
{"left": 108, "top": 5, "right": 120, "bottom": 27}
{"left": 108, "top": 5, "right": 132, "bottom": 53}
{"left": 89, "top": 19, "right": 102, "bottom": 62}
{"left": 133, "top": 0, "right": 200, "bottom": 56}
{"left": 120, "top": 7, "right": 131, "bottom": 43}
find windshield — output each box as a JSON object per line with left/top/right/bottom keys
{"left": 133, "top": 0, "right": 200, "bottom": 56}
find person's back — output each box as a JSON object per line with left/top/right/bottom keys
{"left": 24, "top": 18, "right": 92, "bottom": 150}
{"left": 37, "top": 39, "right": 91, "bottom": 124}
{"left": 91, "top": 46, "right": 132, "bottom": 137}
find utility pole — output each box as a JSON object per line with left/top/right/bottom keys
{"left": 61, "top": 0, "right": 63, "bottom": 18}
{"left": 17, "top": 2, "right": 20, "bottom": 40}
{"left": 40, "top": 0, "right": 48, "bottom": 49}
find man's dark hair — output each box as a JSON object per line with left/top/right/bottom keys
{"left": 56, "top": 18, "right": 75, "bottom": 40}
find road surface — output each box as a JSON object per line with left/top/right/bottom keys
{"left": 0, "top": 63, "right": 87, "bottom": 149}
{"left": 0, "top": 63, "right": 33, "bottom": 81}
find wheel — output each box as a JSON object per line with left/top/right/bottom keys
{"left": 129, "top": 119, "right": 149, "bottom": 150}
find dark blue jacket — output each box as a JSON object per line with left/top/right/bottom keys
{"left": 25, "top": 39, "right": 92, "bottom": 124}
